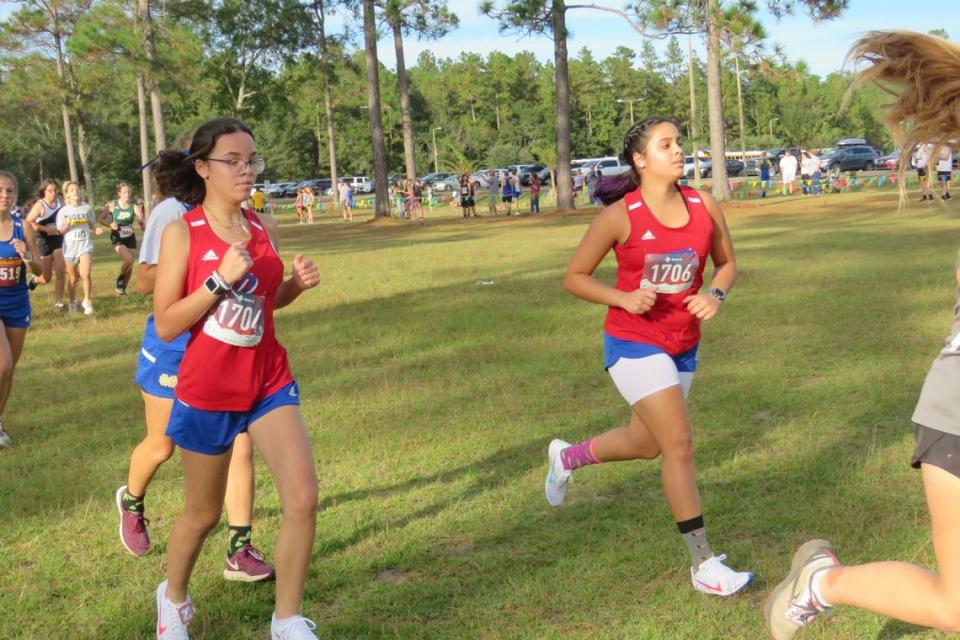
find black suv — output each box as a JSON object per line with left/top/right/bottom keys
{"left": 820, "top": 146, "right": 879, "bottom": 176}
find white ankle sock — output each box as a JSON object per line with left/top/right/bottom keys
{"left": 809, "top": 567, "right": 832, "bottom": 608}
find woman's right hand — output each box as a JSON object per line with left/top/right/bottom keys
{"left": 618, "top": 287, "right": 658, "bottom": 315}
{"left": 218, "top": 241, "right": 253, "bottom": 285}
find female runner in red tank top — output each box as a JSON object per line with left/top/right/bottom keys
{"left": 543, "top": 117, "right": 753, "bottom": 597}
{"left": 151, "top": 118, "right": 321, "bottom": 640}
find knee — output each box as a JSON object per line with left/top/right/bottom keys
{"left": 150, "top": 439, "right": 175, "bottom": 465}
{"left": 283, "top": 478, "right": 319, "bottom": 521}
{"left": 660, "top": 433, "right": 695, "bottom": 464}
{"left": 182, "top": 505, "right": 223, "bottom": 536}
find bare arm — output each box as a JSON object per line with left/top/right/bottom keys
{"left": 136, "top": 263, "right": 157, "bottom": 295}
{"left": 15, "top": 223, "right": 43, "bottom": 277}
{"left": 99, "top": 202, "right": 115, "bottom": 228}
{"left": 26, "top": 202, "right": 58, "bottom": 235}
{"left": 152, "top": 220, "right": 216, "bottom": 341}
{"left": 563, "top": 201, "right": 653, "bottom": 312}
{"left": 257, "top": 213, "right": 317, "bottom": 309}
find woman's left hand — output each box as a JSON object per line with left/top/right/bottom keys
{"left": 683, "top": 293, "right": 721, "bottom": 320}
{"left": 292, "top": 255, "right": 320, "bottom": 290}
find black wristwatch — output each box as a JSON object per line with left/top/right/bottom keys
{"left": 709, "top": 287, "right": 727, "bottom": 303}
{"left": 204, "top": 271, "right": 231, "bottom": 296}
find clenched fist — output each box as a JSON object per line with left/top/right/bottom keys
{"left": 292, "top": 255, "right": 320, "bottom": 290}
{"left": 618, "top": 287, "right": 657, "bottom": 315}
{"left": 219, "top": 241, "right": 253, "bottom": 285}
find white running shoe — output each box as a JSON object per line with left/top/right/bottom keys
{"left": 82, "top": 299, "right": 94, "bottom": 315}
{"left": 690, "top": 554, "right": 754, "bottom": 597}
{"left": 271, "top": 614, "right": 319, "bottom": 640}
{"left": 764, "top": 539, "right": 839, "bottom": 640}
{"left": 544, "top": 439, "right": 572, "bottom": 507}
{"left": 54, "top": 301, "right": 66, "bottom": 313}
{"left": 0, "top": 421, "right": 11, "bottom": 448}
{"left": 155, "top": 580, "right": 193, "bottom": 639}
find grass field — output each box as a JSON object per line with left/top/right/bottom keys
{"left": 1, "top": 191, "right": 959, "bottom": 639}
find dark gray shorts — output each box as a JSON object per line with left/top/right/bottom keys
{"left": 911, "top": 425, "right": 960, "bottom": 479}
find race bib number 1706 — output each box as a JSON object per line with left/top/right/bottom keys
{"left": 640, "top": 251, "right": 700, "bottom": 294}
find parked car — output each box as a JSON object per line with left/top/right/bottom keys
{"left": 582, "top": 157, "right": 632, "bottom": 178}
{"left": 266, "top": 182, "right": 295, "bottom": 198}
{"left": 766, "top": 148, "right": 803, "bottom": 174}
{"left": 298, "top": 179, "right": 332, "bottom": 196}
{"left": 876, "top": 150, "right": 902, "bottom": 170}
{"left": 421, "top": 172, "right": 456, "bottom": 188}
{"left": 743, "top": 156, "right": 774, "bottom": 177}
{"left": 506, "top": 164, "right": 547, "bottom": 185}
{"left": 683, "top": 157, "right": 744, "bottom": 178}
{"left": 819, "top": 145, "right": 880, "bottom": 176}
{"left": 427, "top": 176, "right": 459, "bottom": 192}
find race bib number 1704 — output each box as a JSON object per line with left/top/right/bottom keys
{"left": 203, "top": 292, "right": 265, "bottom": 348}
{"left": 640, "top": 251, "right": 700, "bottom": 294}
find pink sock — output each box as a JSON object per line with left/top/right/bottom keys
{"left": 561, "top": 439, "right": 600, "bottom": 470}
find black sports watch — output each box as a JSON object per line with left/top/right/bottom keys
{"left": 709, "top": 287, "right": 727, "bottom": 303}
{"left": 204, "top": 270, "right": 231, "bottom": 296}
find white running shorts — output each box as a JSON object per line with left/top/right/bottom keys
{"left": 608, "top": 354, "right": 694, "bottom": 406}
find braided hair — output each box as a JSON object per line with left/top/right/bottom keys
{"left": 594, "top": 116, "right": 680, "bottom": 206}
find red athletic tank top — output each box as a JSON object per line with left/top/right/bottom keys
{"left": 603, "top": 185, "right": 714, "bottom": 355}
{"left": 175, "top": 206, "right": 293, "bottom": 411}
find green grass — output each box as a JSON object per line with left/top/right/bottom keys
{"left": 1, "top": 191, "right": 959, "bottom": 638}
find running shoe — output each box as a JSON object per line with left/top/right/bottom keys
{"left": 27, "top": 276, "right": 38, "bottom": 291}
{"left": 156, "top": 580, "right": 193, "bottom": 639}
{"left": 54, "top": 301, "right": 66, "bottom": 313}
{"left": 271, "top": 615, "right": 318, "bottom": 640}
{"left": 544, "top": 438, "right": 572, "bottom": 507}
{"left": 223, "top": 543, "right": 275, "bottom": 582}
{"left": 68, "top": 301, "right": 78, "bottom": 314}
{"left": 82, "top": 299, "right": 94, "bottom": 315}
{"left": 115, "top": 485, "right": 151, "bottom": 556}
{"left": 690, "top": 554, "right": 754, "bottom": 597}
{"left": 764, "top": 539, "right": 839, "bottom": 640}
{"left": 0, "top": 421, "right": 11, "bottom": 448}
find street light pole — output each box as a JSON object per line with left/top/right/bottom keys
{"left": 687, "top": 35, "right": 701, "bottom": 183}
{"left": 616, "top": 98, "right": 642, "bottom": 125}
{"left": 432, "top": 126, "right": 442, "bottom": 174}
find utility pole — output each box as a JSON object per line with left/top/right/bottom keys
{"left": 687, "top": 35, "right": 701, "bottom": 183}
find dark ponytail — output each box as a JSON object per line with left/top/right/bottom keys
{"left": 153, "top": 117, "right": 254, "bottom": 204}
{"left": 594, "top": 116, "right": 680, "bottom": 206}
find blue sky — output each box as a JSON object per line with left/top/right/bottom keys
{"left": 371, "top": 0, "right": 959, "bottom": 77}
{"left": 0, "top": 0, "right": 955, "bottom": 78}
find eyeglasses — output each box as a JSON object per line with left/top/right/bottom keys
{"left": 206, "top": 157, "right": 266, "bottom": 176}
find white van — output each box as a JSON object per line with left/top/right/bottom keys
{"left": 340, "top": 176, "right": 373, "bottom": 194}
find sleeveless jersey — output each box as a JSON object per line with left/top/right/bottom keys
{"left": 112, "top": 201, "right": 136, "bottom": 226}
{"left": 174, "top": 207, "right": 292, "bottom": 412}
{"left": 35, "top": 198, "right": 62, "bottom": 233}
{"left": 0, "top": 217, "right": 30, "bottom": 315}
{"left": 604, "top": 185, "right": 714, "bottom": 355}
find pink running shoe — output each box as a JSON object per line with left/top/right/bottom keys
{"left": 223, "top": 544, "right": 275, "bottom": 582}
{"left": 116, "top": 485, "right": 151, "bottom": 556}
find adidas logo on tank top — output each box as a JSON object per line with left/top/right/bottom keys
{"left": 201, "top": 249, "right": 219, "bottom": 261}
{"left": 641, "top": 230, "right": 656, "bottom": 241}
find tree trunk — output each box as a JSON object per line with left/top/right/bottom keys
{"left": 315, "top": 110, "right": 323, "bottom": 174}
{"left": 735, "top": 56, "right": 746, "bottom": 163}
{"left": 390, "top": 17, "right": 417, "bottom": 183}
{"left": 138, "top": 0, "right": 166, "bottom": 150}
{"left": 316, "top": 0, "right": 338, "bottom": 191}
{"left": 552, "top": 0, "right": 574, "bottom": 210}
{"left": 53, "top": 32, "right": 79, "bottom": 183}
{"left": 363, "top": 0, "right": 390, "bottom": 218}
{"left": 687, "top": 34, "right": 701, "bottom": 183}
{"left": 137, "top": 74, "right": 154, "bottom": 215}
{"left": 705, "top": 0, "right": 730, "bottom": 200}
{"left": 75, "top": 117, "right": 95, "bottom": 209}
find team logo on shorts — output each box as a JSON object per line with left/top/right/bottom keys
{"left": 233, "top": 273, "right": 259, "bottom": 295}
{"left": 158, "top": 374, "right": 178, "bottom": 389}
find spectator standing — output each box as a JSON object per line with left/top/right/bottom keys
{"left": 779, "top": 151, "right": 798, "bottom": 196}
{"left": 808, "top": 150, "right": 822, "bottom": 196}
{"left": 487, "top": 171, "right": 500, "bottom": 216}
{"left": 530, "top": 175, "right": 542, "bottom": 214}
{"left": 759, "top": 156, "right": 771, "bottom": 198}
{"left": 800, "top": 151, "right": 812, "bottom": 195}
{"left": 913, "top": 143, "right": 935, "bottom": 201}
{"left": 937, "top": 145, "right": 953, "bottom": 201}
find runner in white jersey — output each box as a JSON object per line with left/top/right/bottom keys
{"left": 55, "top": 181, "right": 101, "bottom": 315}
